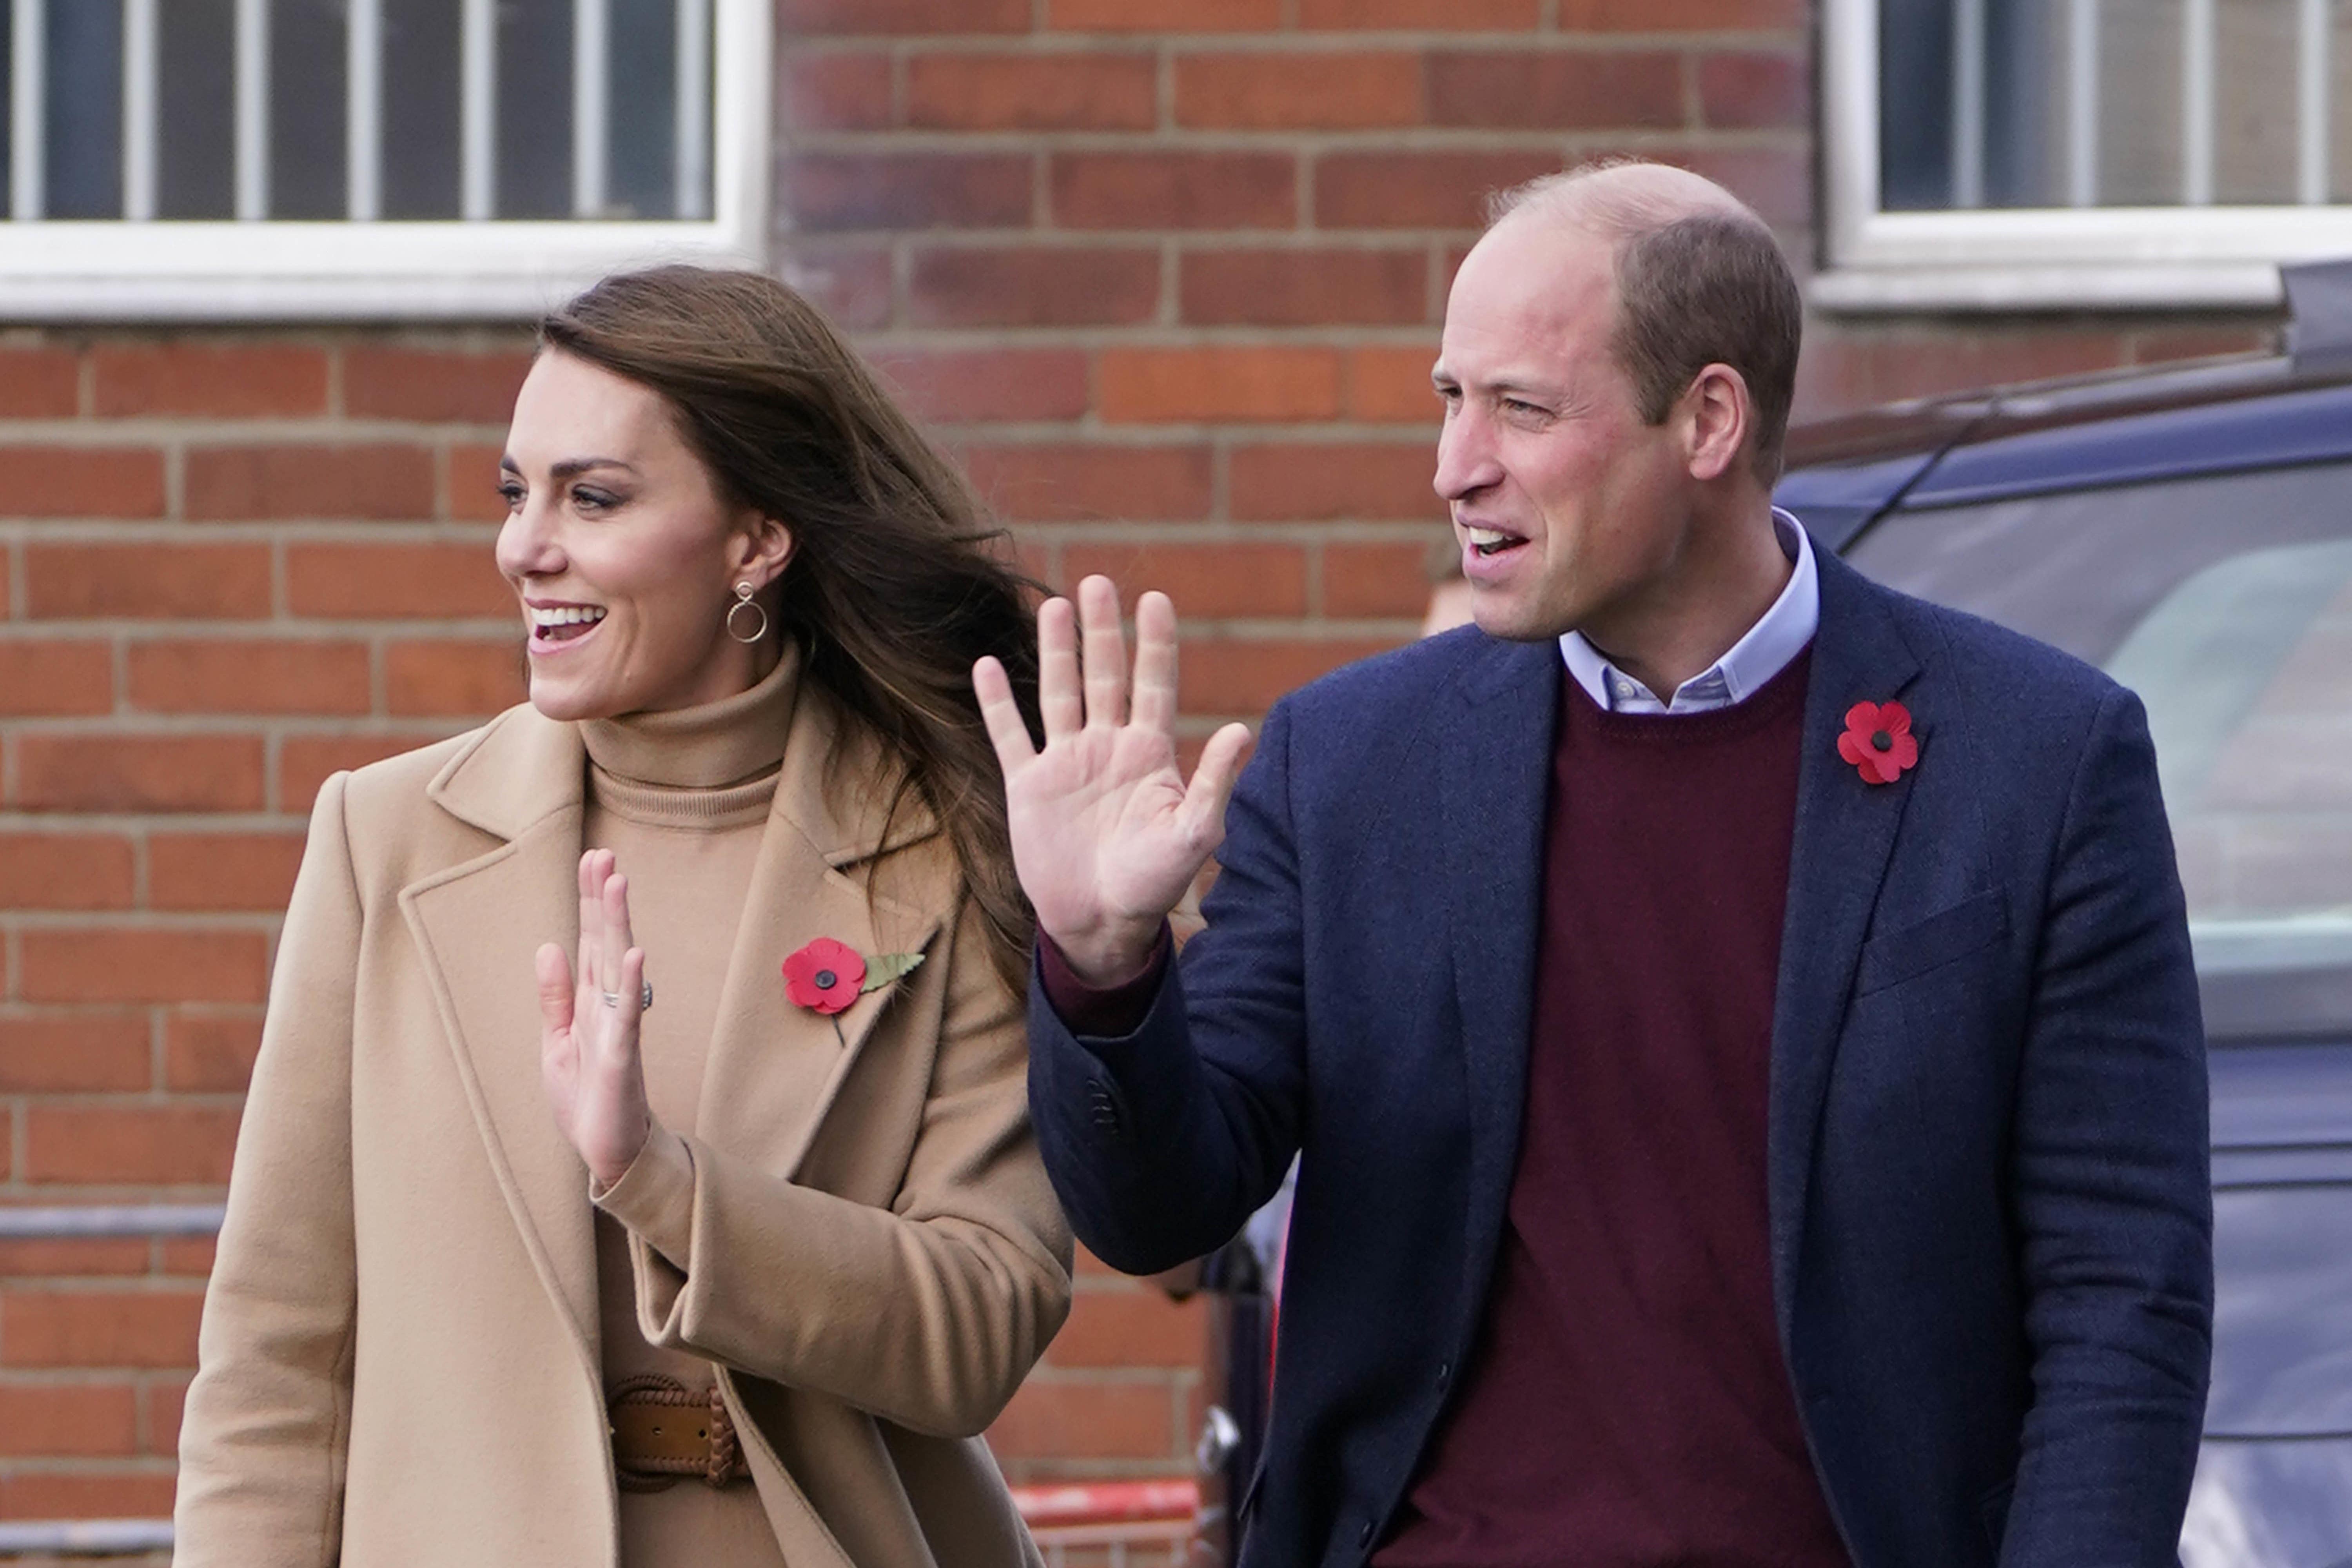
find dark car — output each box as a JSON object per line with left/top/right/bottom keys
{"left": 1775, "top": 261, "right": 2352, "bottom": 1566}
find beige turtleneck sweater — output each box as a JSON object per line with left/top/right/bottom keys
{"left": 579, "top": 653, "right": 797, "bottom": 1568}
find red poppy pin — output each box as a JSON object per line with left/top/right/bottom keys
{"left": 1837, "top": 700, "right": 1919, "bottom": 786}
{"left": 783, "top": 938, "right": 925, "bottom": 1041}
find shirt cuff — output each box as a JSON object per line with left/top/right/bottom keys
{"left": 1039, "top": 925, "right": 1171, "bottom": 1039}
{"left": 592, "top": 1122, "right": 696, "bottom": 1273}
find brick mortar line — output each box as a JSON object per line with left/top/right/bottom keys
{"left": 863, "top": 31, "right": 1805, "bottom": 53}
{"left": 0, "top": 420, "right": 509, "bottom": 442}
{"left": 0, "top": 620, "right": 520, "bottom": 637}
{"left": 2, "top": 911, "right": 281, "bottom": 931}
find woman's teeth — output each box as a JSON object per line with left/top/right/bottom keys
{"left": 531, "top": 606, "right": 607, "bottom": 640}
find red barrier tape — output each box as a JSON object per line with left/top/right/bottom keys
{"left": 1011, "top": 1478, "right": 1199, "bottom": 1528}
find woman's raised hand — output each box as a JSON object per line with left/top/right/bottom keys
{"left": 973, "top": 577, "right": 1254, "bottom": 987}
{"left": 537, "top": 849, "right": 653, "bottom": 1187}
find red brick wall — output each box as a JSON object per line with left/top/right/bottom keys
{"left": 0, "top": 0, "right": 2282, "bottom": 1528}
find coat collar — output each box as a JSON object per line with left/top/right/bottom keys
{"left": 400, "top": 675, "right": 947, "bottom": 1363}
{"left": 1765, "top": 548, "right": 1929, "bottom": 1338}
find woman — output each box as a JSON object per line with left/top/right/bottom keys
{"left": 172, "top": 266, "right": 1071, "bottom": 1568}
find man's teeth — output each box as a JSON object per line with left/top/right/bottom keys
{"left": 1466, "top": 527, "right": 1517, "bottom": 554}
{"left": 531, "top": 606, "right": 607, "bottom": 629}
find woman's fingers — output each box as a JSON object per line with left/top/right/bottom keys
{"left": 1077, "top": 575, "right": 1128, "bottom": 732}
{"left": 973, "top": 655, "right": 1038, "bottom": 773}
{"left": 535, "top": 942, "right": 575, "bottom": 1042}
{"left": 1129, "top": 591, "right": 1180, "bottom": 738}
{"left": 576, "top": 849, "right": 606, "bottom": 997}
{"left": 1038, "top": 595, "right": 1083, "bottom": 740}
{"left": 602, "top": 872, "right": 637, "bottom": 1034}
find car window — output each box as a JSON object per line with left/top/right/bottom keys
{"left": 1836, "top": 461, "right": 2352, "bottom": 1037}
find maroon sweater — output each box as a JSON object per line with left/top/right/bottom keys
{"left": 1377, "top": 649, "right": 1844, "bottom": 1566}
{"left": 1042, "top": 649, "right": 1847, "bottom": 1564}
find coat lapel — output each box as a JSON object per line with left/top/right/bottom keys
{"left": 398, "top": 708, "right": 602, "bottom": 1368}
{"left": 1441, "top": 637, "right": 1561, "bottom": 1308}
{"left": 1766, "top": 551, "right": 1929, "bottom": 1335}
{"left": 693, "top": 681, "right": 945, "bottom": 1180}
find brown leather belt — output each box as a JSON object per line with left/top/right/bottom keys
{"left": 607, "top": 1375, "right": 750, "bottom": 1491}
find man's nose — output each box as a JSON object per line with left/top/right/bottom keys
{"left": 1433, "top": 407, "right": 1502, "bottom": 503}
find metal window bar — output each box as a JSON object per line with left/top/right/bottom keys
{"left": 572, "top": 0, "right": 608, "bottom": 217}
{"left": 1949, "top": 0, "right": 1987, "bottom": 209}
{"left": 234, "top": 0, "right": 268, "bottom": 218}
{"left": 11, "top": 0, "right": 44, "bottom": 218}
{"left": 2183, "top": 0, "right": 2217, "bottom": 204}
{"left": 675, "top": 0, "right": 710, "bottom": 219}
{"left": 2067, "top": 0, "right": 2100, "bottom": 207}
{"left": 347, "top": 0, "right": 381, "bottom": 220}
{"left": 122, "top": 0, "right": 159, "bottom": 219}
{"left": 2301, "top": 0, "right": 2332, "bottom": 205}
{"left": 460, "top": 0, "right": 496, "bottom": 220}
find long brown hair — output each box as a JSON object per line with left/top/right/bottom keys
{"left": 541, "top": 265, "right": 1042, "bottom": 994}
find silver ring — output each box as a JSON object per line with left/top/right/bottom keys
{"left": 599, "top": 981, "right": 653, "bottom": 1011}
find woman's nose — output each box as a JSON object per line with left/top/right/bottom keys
{"left": 494, "top": 495, "right": 564, "bottom": 580}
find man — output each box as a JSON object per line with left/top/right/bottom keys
{"left": 973, "top": 161, "right": 2211, "bottom": 1566}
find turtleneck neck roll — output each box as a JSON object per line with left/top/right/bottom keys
{"left": 580, "top": 642, "right": 800, "bottom": 793}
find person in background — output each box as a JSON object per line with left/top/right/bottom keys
{"left": 982, "top": 160, "right": 2211, "bottom": 1566}
{"left": 174, "top": 265, "right": 1071, "bottom": 1568}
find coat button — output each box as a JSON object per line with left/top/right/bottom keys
{"left": 1358, "top": 1519, "right": 1375, "bottom": 1547}
{"left": 1436, "top": 1361, "right": 1451, "bottom": 1390}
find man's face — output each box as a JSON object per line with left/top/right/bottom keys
{"left": 1432, "top": 218, "right": 1693, "bottom": 644}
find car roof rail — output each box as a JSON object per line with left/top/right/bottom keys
{"left": 2283, "top": 258, "right": 2352, "bottom": 359}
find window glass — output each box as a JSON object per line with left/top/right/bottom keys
{"left": 44, "top": 0, "right": 123, "bottom": 218}
{"left": 158, "top": 0, "right": 234, "bottom": 220}
{"left": 1843, "top": 462, "right": 2352, "bottom": 1034}
{"left": 1879, "top": 0, "right": 2352, "bottom": 210}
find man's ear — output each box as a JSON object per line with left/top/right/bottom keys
{"left": 1680, "top": 363, "right": 1752, "bottom": 483}
{"left": 732, "top": 513, "right": 795, "bottom": 590}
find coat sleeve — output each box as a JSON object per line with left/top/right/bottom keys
{"left": 600, "top": 892, "right": 1073, "bottom": 1439}
{"left": 2004, "top": 686, "right": 2214, "bottom": 1563}
{"left": 1025, "top": 698, "right": 1311, "bottom": 1277}
{"left": 172, "top": 775, "right": 363, "bottom": 1568}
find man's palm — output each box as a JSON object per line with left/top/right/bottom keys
{"left": 976, "top": 581, "right": 1252, "bottom": 986}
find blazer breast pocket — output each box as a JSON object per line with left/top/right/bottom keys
{"left": 1853, "top": 890, "right": 2009, "bottom": 998}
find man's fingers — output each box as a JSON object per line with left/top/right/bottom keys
{"left": 1039, "top": 595, "right": 1083, "bottom": 740}
{"left": 1077, "top": 575, "right": 1129, "bottom": 732}
{"left": 1178, "top": 722, "right": 1255, "bottom": 848}
{"left": 1129, "top": 591, "right": 1180, "bottom": 737}
{"left": 973, "top": 656, "right": 1038, "bottom": 774}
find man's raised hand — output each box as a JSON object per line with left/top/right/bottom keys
{"left": 973, "top": 577, "right": 1253, "bottom": 987}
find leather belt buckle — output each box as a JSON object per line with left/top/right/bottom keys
{"left": 607, "top": 1374, "right": 748, "bottom": 1492}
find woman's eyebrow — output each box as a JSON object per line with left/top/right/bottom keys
{"left": 547, "top": 456, "right": 640, "bottom": 481}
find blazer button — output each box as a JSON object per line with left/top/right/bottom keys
{"left": 1358, "top": 1519, "right": 1375, "bottom": 1547}
{"left": 1436, "top": 1360, "right": 1451, "bottom": 1390}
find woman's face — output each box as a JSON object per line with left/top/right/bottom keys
{"left": 495, "top": 350, "right": 791, "bottom": 722}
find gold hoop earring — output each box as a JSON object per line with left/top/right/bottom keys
{"left": 725, "top": 581, "right": 768, "bottom": 645}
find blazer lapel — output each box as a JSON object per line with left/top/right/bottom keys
{"left": 398, "top": 708, "right": 603, "bottom": 1368}
{"left": 1441, "top": 637, "right": 1561, "bottom": 1310}
{"left": 694, "top": 680, "right": 944, "bottom": 1179}
{"left": 1766, "top": 551, "right": 1928, "bottom": 1335}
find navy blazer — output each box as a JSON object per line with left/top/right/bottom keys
{"left": 1029, "top": 550, "right": 2212, "bottom": 1568}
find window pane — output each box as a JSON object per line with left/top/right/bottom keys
{"left": 382, "top": 0, "right": 461, "bottom": 220}
{"left": 1880, "top": 0, "right": 2352, "bottom": 210}
{"left": 608, "top": 0, "right": 678, "bottom": 220}
{"left": 495, "top": 0, "right": 571, "bottom": 220}
{"left": 45, "top": 0, "right": 122, "bottom": 218}
{"left": 272, "top": 0, "right": 348, "bottom": 220}
{"left": 1, "top": 2, "right": 13, "bottom": 215}
{"left": 159, "top": 0, "right": 236, "bottom": 220}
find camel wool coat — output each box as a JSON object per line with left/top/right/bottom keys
{"left": 173, "top": 676, "right": 1073, "bottom": 1568}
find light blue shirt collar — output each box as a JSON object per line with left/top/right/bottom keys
{"left": 1557, "top": 508, "right": 1819, "bottom": 715}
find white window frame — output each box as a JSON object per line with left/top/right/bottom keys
{"left": 0, "top": 0, "right": 769, "bottom": 321}
{"left": 1817, "top": 0, "right": 2352, "bottom": 312}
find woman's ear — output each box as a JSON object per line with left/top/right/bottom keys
{"left": 734, "top": 513, "right": 795, "bottom": 590}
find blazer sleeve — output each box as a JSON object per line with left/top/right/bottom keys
{"left": 172, "top": 775, "right": 363, "bottom": 1568}
{"left": 1025, "top": 698, "right": 1311, "bottom": 1276}
{"left": 2004, "top": 686, "right": 2214, "bottom": 1562}
{"left": 601, "top": 891, "right": 1073, "bottom": 1440}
